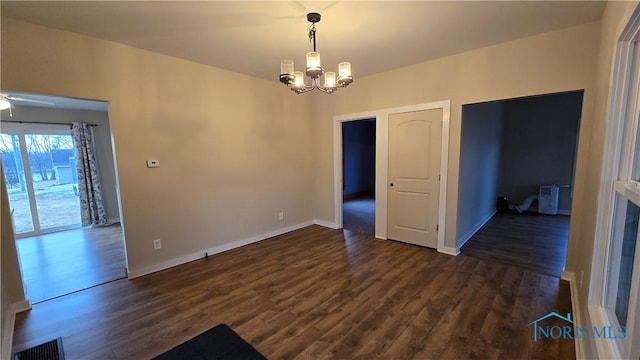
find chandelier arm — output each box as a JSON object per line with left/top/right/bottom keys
{"left": 316, "top": 79, "right": 337, "bottom": 94}
{"left": 310, "top": 78, "right": 322, "bottom": 92}
{"left": 290, "top": 78, "right": 315, "bottom": 94}
{"left": 293, "top": 86, "right": 315, "bottom": 94}
{"left": 316, "top": 86, "right": 336, "bottom": 94}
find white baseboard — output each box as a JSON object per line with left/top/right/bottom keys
{"left": 313, "top": 219, "right": 339, "bottom": 229}
{"left": 2, "top": 300, "right": 31, "bottom": 360}
{"left": 456, "top": 209, "right": 497, "bottom": 251}
{"left": 127, "top": 221, "right": 314, "bottom": 279}
{"left": 561, "top": 271, "right": 585, "bottom": 360}
{"left": 438, "top": 246, "right": 460, "bottom": 256}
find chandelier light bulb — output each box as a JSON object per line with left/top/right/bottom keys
{"left": 306, "top": 52, "right": 321, "bottom": 69}
{"left": 337, "top": 62, "right": 353, "bottom": 86}
{"left": 293, "top": 71, "right": 305, "bottom": 87}
{"left": 324, "top": 72, "right": 337, "bottom": 88}
{"left": 281, "top": 60, "right": 294, "bottom": 75}
{"left": 306, "top": 52, "right": 323, "bottom": 79}
{"left": 279, "top": 60, "right": 295, "bottom": 85}
{"left": 338, "top": 62, "right": 352, "bottom": 78}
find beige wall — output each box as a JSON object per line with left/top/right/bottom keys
{"left": 1, "top": 18, "right": 314, "bottom": 275}
{"left": 311, "top": 22, "right": 600, "bottom": 251}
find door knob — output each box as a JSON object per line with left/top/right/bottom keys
{"left": 390, "top": 183, "right": 394, "bottom": 187}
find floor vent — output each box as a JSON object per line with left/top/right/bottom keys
{"left": 13, "top": 337, "right": 65, "bottom": 360}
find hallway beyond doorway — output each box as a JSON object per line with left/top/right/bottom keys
{"left": 343, "top": 196, "right": 375, "bottom": 236}
{"left": 16, "top": 224, "right": 126, "bottom": 303}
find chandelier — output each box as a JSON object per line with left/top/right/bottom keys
{"left": 279, "top": 12, "right": 353, "bottom": 94}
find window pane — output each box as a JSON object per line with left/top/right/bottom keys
{"left": 24, "top": 133, "right": 81, "bottom": 230}
{"left": 613, "top": 199, "right": 640, "bottom": 326}
{"left": 0, "top": 133, "right": 35, "bottom": 233}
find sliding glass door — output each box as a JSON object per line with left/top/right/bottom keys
{"left": 1, "top": 124, "right": 82, "bottom": 237}
{"left": 1, "top": 133, "right": 35, "bottom": 233}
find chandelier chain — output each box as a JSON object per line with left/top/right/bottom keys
{"left": 309, "top": 24, "right": 317, "bottom": 52}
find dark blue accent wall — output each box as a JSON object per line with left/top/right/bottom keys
{"left": 499, "top": 91, "right": 583, "bottom": 212}
{"left": 343, "top": 120, "right": 375, "bottom": 197}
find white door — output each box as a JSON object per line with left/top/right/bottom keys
{"left": 387, "top": 109, "right": 442, "bottom": 248}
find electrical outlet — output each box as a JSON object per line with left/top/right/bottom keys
{"left": 279, "top": 212, "right": 284, "bottom": 221}
{"left": 153, "top": 239, "right": 161, "bottom": 250}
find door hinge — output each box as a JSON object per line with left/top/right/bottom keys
{"left": 439, "top": 174, "right": 441, "bottom": 181}
{"left": 436, "top": 224, "right": 439, "bottom": 231}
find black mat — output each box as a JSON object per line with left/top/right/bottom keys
{"left": 153, "top": 323, "right": 266, "bottom": 360}
{"left": 13, "top": 337, "right": 65, "bottom": 360}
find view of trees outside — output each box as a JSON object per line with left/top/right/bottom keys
{"left": 1, "top": 134, "right": 73, "bottom": 186}
{"left": 1, "top": 133, "right": 81, "bottom": 233}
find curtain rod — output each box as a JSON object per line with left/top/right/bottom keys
{"left": 1, "top": 120, "right": 98, "bottom": 126}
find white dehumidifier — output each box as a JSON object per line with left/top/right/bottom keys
{"left": 538, "top": 185, "right": 559, "bottom": 215}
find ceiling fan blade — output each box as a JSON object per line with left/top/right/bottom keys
{"left": 6, "top": 96, "right": 55, "bottom": 105}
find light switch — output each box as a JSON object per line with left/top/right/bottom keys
{"left": 146, "top": 160, "right": 160, "bottom": 168}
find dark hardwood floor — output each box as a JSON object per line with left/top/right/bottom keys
{"left": 13, "top": 225, "right": 574, "bottom": 359}
{"left": 460, "top": 212, "right": 570, "bottom": 278}
{"left": 16, "top": 224, "right": 126, "bottom": 303}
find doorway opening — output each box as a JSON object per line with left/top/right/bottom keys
{"left": 1, "top": 91, "right": 126, "bottom": 303}
{"left": 457, "top": 90, "right": 583, "bottom": 277}
{"left": 342, "top": 119, "right": 376, "bottom": 235}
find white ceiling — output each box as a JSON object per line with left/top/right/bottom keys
{"left": 2, "top": 1, "right": 606, "bottom": 85}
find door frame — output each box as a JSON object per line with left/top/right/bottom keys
{"left": 333, "top": 100, "right": 451, "bottom": 252}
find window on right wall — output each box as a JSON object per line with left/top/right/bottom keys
{"left": 606, "top": 196, "right": 639, "bottom": 328}
{"left": 592, "top": 8, "right": 640, "bottom": 358}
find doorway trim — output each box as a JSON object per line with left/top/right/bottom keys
{"left": 333, "top": 100, "right": 451, "bottom": 252}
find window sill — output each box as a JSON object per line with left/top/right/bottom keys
{"left": 588, "top": 304, "right": 624, "bottom": 359}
